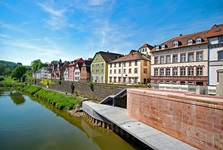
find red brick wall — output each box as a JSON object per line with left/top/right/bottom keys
{"left": 127, "top": 89, "right": 223, "bottom": 150}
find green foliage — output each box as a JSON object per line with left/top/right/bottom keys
{"left": 51, "top": 60, "right": 59, "bottom": 64}
{"left": 9, "top": 92, "right": 25, "bottom": 105}
{"left": 11, "top": 65, "right": 27, "bottom": 80}
{"left": 31, "top": 59, "right": 43, "bottom": 71}
{"left": 4, "top": 68, "right": 12, "bottom": 76}
{"left": 87, "top": 82, "right": 93, "bottom": 88}
{"left": 40, "top": 79, "right": 54, "bottom": 86}
{"left": 0, "top": 76, "right": 4, "bottom": 81}
{"left": 0, "top": 60, "right": 18, "bottom": 70}
{"left": 0, "top": 65, "right": 5, "bottom": 75}
{"left": 21, "top": 85, "right": 41, "bottom": 95}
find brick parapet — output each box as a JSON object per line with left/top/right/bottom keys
{"left": 127, "top": 88, "right": 223, "bottom": 150}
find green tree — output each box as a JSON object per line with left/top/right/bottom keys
{"left": 11, "top": 65, "right": 27, "bottom": 80}
{"left": 31, "top": 59, "right": 43, "bottom": 71}
{"left": 0, "top": 65, "right": 5, "bottom": 75}
{"left": 5, "top": 68, "right": 12, "bottom": 76}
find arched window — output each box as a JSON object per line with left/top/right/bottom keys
{"left": 188, "top": 39, "right": 193, "bottom": 45}
{"left": 173, "top": 41, "right": 179, "bottom": 47}
{"left": 196, "top": 37, "right": 202, "bottom": 43}
{"left": 161, "top": 44, "right": 166, "bottom": 49}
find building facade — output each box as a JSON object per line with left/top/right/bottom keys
{"left": 108, "top": 50, "right": 151, "bottom": 84}
{"left": 80, "top": 60, "right": 92, "bottom": 82}
{"left": 207, "top": 24, "right": 223, "bottom": 85}
{"left": 63, "top": 68, "right": 69, "bottom": 81}
{"left": 67, "top": 58, "right": 84, "bottom": 81}
{"left": 74, "top": 62, "right": 83, "bottom": 81}
{"left": 91, "top": 51, "right": 123, "bottom": 83}
{"left": 151, "top": 30, "right": 209, "bottom": 85}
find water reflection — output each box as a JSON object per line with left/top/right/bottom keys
{"left": 9, "top": 91, "right": 25, "bottom": 105}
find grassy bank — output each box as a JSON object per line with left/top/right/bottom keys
{"left": 17, "top": 85, "right": 81, "bottom": 110}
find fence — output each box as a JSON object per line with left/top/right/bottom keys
{"left": 151, "top": 83, "right": 216, "bottom": 95}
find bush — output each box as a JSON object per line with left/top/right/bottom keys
{"left": 0, "top": 76, "right": 4, "bottom": 81}
{"left": 40, "top": 79, "right": 54, "bottom": 86}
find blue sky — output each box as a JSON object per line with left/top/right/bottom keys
{"left": 0, "top": 0, "right": 223, "bottom": 65}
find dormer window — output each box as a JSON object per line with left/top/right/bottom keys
{"left": 196, "top": 37, "right": 202, "bottom": 43}
{"left": 161, "top": 44, "right": 166, "bottom": 49}
{"left": 156, "top": 45, "right": 160, "bottom": 50}
{"left": 173, "top": 41, "right": 179, "bottom": 47}
{"left": 188, "top": 39, "right": 193, "bottom": 45}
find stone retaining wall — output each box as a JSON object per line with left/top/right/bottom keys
{"left": 127, "top": 88, "right": 223, "bottom": 150}
{"left": 35, "top": 79, "right": 129, "bottom": 100}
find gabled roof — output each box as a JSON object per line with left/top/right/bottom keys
{"left": 151, "top": 30, "right": 208, "bottom": 52}
{"left": 110, "top": 50, "right": 150, "bottom": 63}
{"left": 138, "top": 43, "right": 154, "bottom": 50}
{"left": 93, "top": 51, "right": 124, "bottom": 63}
{"left": 207, "top": 24, "right": 223, "bottom": 38}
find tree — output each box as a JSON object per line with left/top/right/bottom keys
{"left": 0, "top": 65, "right": 5, "bottom": 75}
{"left": 31, "top": 59, "right": 43, "bottom": 71}
{"left": 11, "top": 65, "right": 27, "bottom": 80}
{"left": 4, "top": 68, "right": 12, "bottom": 76}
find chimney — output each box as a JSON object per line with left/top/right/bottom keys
{"left": 179, "top": 34, "right": 182, "bottom": 36}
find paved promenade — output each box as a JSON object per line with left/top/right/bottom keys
{"left": 83, "top": 101, "right": 197, "bottom": 150}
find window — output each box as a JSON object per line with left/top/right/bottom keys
{"left": 188, "top": 53, "right": 194, "bottom": 62}
{"left": 154, "top": 69, "right": 158, "bottom": 76}
{"left": 129, "top": 69, "right": 131, "bottom": 73}
{"left": 188, "top": 81, "right": 194, "bottom": 85}
{"left": 160, "top": 80, "right": 163, "bottom": 84}
{"left": 101, "top": 76, "right": 103, "bottom": 82}
{"left": 101, "top": 69, "right": 103, "bottom": 72}
{"left": 160, "top": 56, "right": 164, "bottom": 64}
{"left": 173, "top": 41, "right": 178, "bottom": 47}
{"left": 180, "top": 68, "right": 186, "bottom": 76}
{"left": 144, "top": 68, "right": 147, "bottom": 74}
{"left": 196, "top": 67, "right": 202, "bottom": 76}
{"left": 114, "top": 63, "right": 116, "bottom": 68}
{"left": 220, "top": 36, "right": 223, "bottom": 43}
{"left": 134, "top": 68, "right": 137, "bottom": 74}
{"left": 119, "top": 62, "right": 121, "bottom": 67}
{"left": 118, "top": 77, "right": 121, "bottom": 83}
{"left": 181, "top": 53, "right": 186, "bottom": 62}
{"left": 129, "top": 61, "right": 132, "bottom": 66}
{"left": 218, "top": 51, "right": 223, "bottom": 60}
{"left": 196, "top": 52, "right": 203, "bottom": 61}
{"left": 135, "top": 60, "right": 137, "bottom": 66}
{"left": 118, "top": 69, "right": 121, "bottom": 74}
{"left": 166, "top": 68, "right": 170, "bottom": 76}
{"left": 173, "top": 68, "right": 178, "bottom": 76}
{"left": 156, "top": 45, "right": 160, "bottom": 50}
{"left": 110, "top": 70, "right": 112, "bottom": 74}
{"left": 160, "top": 69, "right": 164, "bottom": 76}
{"left": 123, "top": 77, "right": 126, "bottom": 83}
{"left": 154, "top": 57, "right": 158, "bottom": 64}
{"left": 172, "top": 81, "right": 177, "bottom": 84}
{"left": 144, "top": 60, "right": 147, "bottom": 66}
{"left": 109, "top": 77, "right": 112, "bottom": 83}
{"left": 114, "top": 77, "right": 116, "bottom": 83}
{"left": 102, "top": 63, "right": 104, "bottom": 66}
{"left": 154, "top": 80, "right": 158, "bottom": 84}
{"left": 161, "top": 44, "right": 165, "bottom": 49}
{"left": 188, "top": 39, "right": 193, "bottom": 45}
{"left": 123, "top": 69, "right": 126, "bottom": 74}
{"left": 196, "top": 37, "right": 201, "bottom": 43}
{"left": 173, "top": 55, "right": 178, "bottom": 63}
{"left": 188, "top": 67, "right": 194, "bottom": 76}
{"left": 166, "top": 55, "right": 170, "bottom": 63}
{"left": 123, "top": 62, "right": 126, "bottom": 67}
{"left": 114, "top": 69, "right": 116, "bottom": 74}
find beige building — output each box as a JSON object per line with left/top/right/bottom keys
{"left": 151, "top": 30, "right": 209, "bottom": 85}
{"left": 108, "top": 50, "right": 151, "bottom": 84}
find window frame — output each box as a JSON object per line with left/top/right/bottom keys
{"left": 196, "top": 67, "right": 203, "bottom": 76}
{"left": 180, "top": 53, "right": 186, "bottom": 62}
{"left": 160, "top": 56, "right": 164, "bottom": 64}
{"left": 173, "top": 54, "right": 178, "bottom": 63}
{"left": 187, "top": 39, "right": 193, "bottom": 45}
{"left": 188, "top": 52, "right": 194, "bottom": 62}
{"left": 196, "top": 51, "right": 203, "bottom": 61}
{"left": 173, "top": 67, "right": 178, "bottom": 76}
{"left": 188, "top": 67, "right": 194, "bottom": 76}
{"left": 218, "top": 50, "right": 223, "bottom": 60}
{"left": 166, "top": 55, "right": 171, "bottom": 63}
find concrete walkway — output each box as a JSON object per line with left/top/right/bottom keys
{"left": 83, "top": 101, "right": 197, "bottom": 150}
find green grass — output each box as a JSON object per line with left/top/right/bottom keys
{"left": 18, "top": 85, "right": 81, "bottom": 110}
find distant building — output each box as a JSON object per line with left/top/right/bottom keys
{"left": 151, "top": 30, "right": 209, "bottom": 85}
{"left": 138, "top": 43, "right": 154, "bottom": 57}
{"left": 108, "top": 50, "right": 151, "bottom": 84}
{"left": 207, "top": 24, "right": 223, "bottom": 85}
{"left": 91, "top": 51, "right": 123, "bottom": 83}
{"left": 67, "top": 58, "right": 84, "bottom": 81}
{"left": 51, "top": 61, "right": 69, "bottom": 80}
{"left": 80, "top": 59, "right": 92, "bottom": 82}
{"left": 74, "top": 62, "right": 83, "bottom": 81}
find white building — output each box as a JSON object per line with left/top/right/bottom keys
{"left": 74, "top": 63, "right": 83, "bottom": 81}
{"left": 207, "top": 24, "right": 223, "bottom": 85}
{"left": 63, "top": 68, "right": 69, "bottom": 81}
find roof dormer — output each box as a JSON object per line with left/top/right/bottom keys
{"left": 173, "top": 40, "right": 179, "bottom": 47}
{"left": 155, "top": 45, "right": 160, "bottom": 50}
{"left": 187, "top": 39, "right": 193, "bottom": 45}
{"left": 161, "top": 44, "right": 166, "bottom": 50}
{"left": 196, "top": 37, "right": 202, "bottom": 44}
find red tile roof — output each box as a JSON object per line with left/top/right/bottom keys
{"left": 110, "top": 50, "right": 150, "bottom": 63}
{"left": 93, "top": 51, "right": 124, "bottom": 63}
{"left": 207, "top": 24, "right": 223, "bottom": 38}
{"left": 151, "top": 30, "right": 208, "bottom": 52}
{"left": 138, "top": 43, "right": 154, "bottom": 50}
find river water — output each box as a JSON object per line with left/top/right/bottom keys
{"left": 0, "top": 88, "right": 136, "bottom": 150}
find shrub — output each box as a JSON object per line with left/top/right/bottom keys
{"left": 0, "top": 76, "right": 4, "bottom": 81}
{"left": 40, "top": 79, "right": 54, "bottom": 86}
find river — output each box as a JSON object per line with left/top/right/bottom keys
{"left": 0, "top": 88, "right": 136, "bottom": 150}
